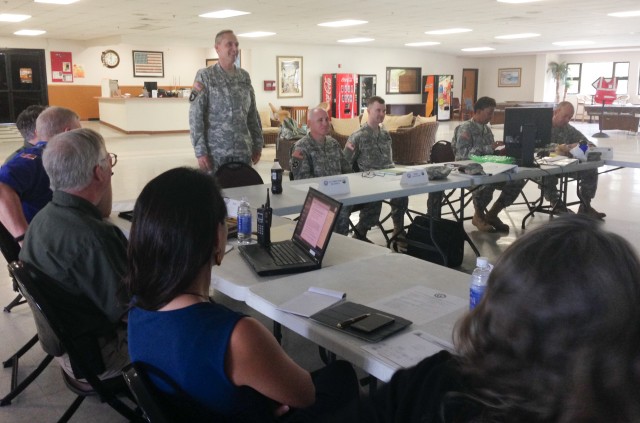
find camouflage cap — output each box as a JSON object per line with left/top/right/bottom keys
{"left": 426, "top": 165, "right": 452, "bottom": 180}
{"left": 458, "top": 162, "right": 485, "bottom": 175}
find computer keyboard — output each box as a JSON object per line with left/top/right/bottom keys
{"left": 269, "top": 243, "right": 307, "bottom": 266}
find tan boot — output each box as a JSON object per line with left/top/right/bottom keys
{"left": 485, "top": 203, "right": 510, "bottom": 233}
{"left": 472, "top": 212, "right": 496, "bottom": 232}
{"left": 578, "top": 204, "right": 606, "bottom": 220}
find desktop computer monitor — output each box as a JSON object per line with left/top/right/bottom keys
{"left": 503, "top": 107, "right": 553, "bottom": 167}
{"left": 143, "top": 81, "right": 158, "bottom": 94}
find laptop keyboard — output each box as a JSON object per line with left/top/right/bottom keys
{"left": 269, "top": 243, "right": 308, "bottom": 266}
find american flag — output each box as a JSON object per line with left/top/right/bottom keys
{"left": 133, "top": 51, "right": 163, "bottom": 76}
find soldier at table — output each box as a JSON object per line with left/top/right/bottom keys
{"left": 540, "top": 101, "right": 604, "bottom": 219}
{"left": 343, "top": 96, "right": 408, "bottom": 242}
{"left": 452, "top": 97, "right": 525, "bottom": 233}
{"left": 290, "top": 107, "right": 352, "bottom": 235}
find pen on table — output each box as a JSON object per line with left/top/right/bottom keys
{"left": 337, "top": 313, "right": 370, "bottom": 329}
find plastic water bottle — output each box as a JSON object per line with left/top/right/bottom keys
{"left": 237, "top": 197, "right": 252, "bottom": 244}
{"left": 271, "top": 159, "right": 283, "bottom": 194}
{"left": 470, "top": 257, "right": 492, "bottom": 310}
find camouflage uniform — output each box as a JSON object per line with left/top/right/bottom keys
{"left": 452, "top": 120, "right": 525, "bottom": 211}
{"left": 290, "top": 134, "right": 352, "bottom": 235}
{"left": 343, "top": 123, "right": 408, "bottom": 234}
{"left": 189, "top": 64, "right": 263, "bottom": 173}
{"left": 541, "top": 124, "right": 598, "bottom": 202}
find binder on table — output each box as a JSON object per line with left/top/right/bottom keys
{"left": 310, "top": 301, "right": 412, "bottom": 343}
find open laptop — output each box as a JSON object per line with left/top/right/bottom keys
{"left": 238, "top": 188, "right": 343, "bottom": 276}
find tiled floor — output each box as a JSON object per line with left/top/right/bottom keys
{"left": 1, "top": 119, "right": 639, "bottom": 421}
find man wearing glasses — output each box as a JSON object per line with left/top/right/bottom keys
{"left": 20, "top": 128, "right": 130, "bottom": 382}
{"left": 0, "top": 106, "right": 80, "bottom": 244}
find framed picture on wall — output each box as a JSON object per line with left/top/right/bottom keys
{"left": 498, "top": 68, "right": 521, "bottom": 87}
{"left": 133, "top": 50, "right": 164, "bottom": 77}
{"left": 277, "top": 56, "right": 303, "bottom": 98}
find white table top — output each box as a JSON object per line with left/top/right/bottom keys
{"left": 212, "top": 222, "right": 390, "bottom": 301}
{"left": 246, "top": 253, "right": 470, "bottom": 382}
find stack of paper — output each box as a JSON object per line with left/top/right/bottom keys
{"left": 277, "top": 287, "right": 346, "bottom": 317}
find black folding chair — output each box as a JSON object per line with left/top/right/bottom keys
{"left": 8, "top": 261, "right": 143, "bottom": 422}
{"left": 214, "top": 161, "right": 264, "bottom": 189}
{"left": 0, "top": 222, "right": 54, "bottom": 406}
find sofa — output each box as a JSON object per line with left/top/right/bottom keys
{"left": 258, "top": 109, "right": 281, "bottom": 145}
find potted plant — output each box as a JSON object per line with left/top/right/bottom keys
{"left": 548, "top": 61, "right": 570, "bottom": 103}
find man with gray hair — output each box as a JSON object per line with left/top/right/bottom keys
{"left": 0, "top": 106, "right": 80, "bottom": 242}
{"left": 20, "top": 128, "right": 129, "bottom": 381}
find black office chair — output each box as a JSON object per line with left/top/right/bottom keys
{"left": 8, "top": 261, "right": 143, "bottom": 422}
{"left": 0, "top": 222, "right": 54, "bottom": 407}
{"left": 123, "top": 362, "right": 232, "bottom": 423}
{"left": 214, "top": 161, "right": 264, "bottom": 189}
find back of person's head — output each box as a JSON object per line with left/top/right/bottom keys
{"left": 35, "top": 106, "right": 80, "bottom": 141}
{"left": 43, "top": 128, "right": 107, "bottom": 191}
{"left": 16, "top": 105, "right": 47, "bottom": 143}
{"left": 125, "top": 167, "right": 227, "bottom": 310}
{"left": 474, "top": 97, "right": 496, "bottom": 112}
{"left": 454, "top": 214, "right": 640, "bottom": 421}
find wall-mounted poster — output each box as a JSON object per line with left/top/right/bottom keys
{"left": 50, "top": 51, "right": 73, "bottom": 83}
{"left": 19, "top": 68, "right": 33, "bottom": 84}
{"left": 277, "top": 56, "right": 303, "bottom": 98}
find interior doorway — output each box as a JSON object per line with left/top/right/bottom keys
{"left": 0, "top": 49, "right": 49, "bottom": 124}
{"left": 461, "top": 68, "right": 478, "bottom": 119}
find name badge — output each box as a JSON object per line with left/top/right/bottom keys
{"left": 400, "top": 169, "right": 429, "bottom": 186}
{"left": 318, "top": 176, "right": 351, "bottom": 195}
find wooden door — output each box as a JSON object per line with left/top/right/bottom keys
{"left": 461, "top": 69, "right": 478, "bottom": 119}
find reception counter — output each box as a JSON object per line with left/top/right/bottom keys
{"left": 98, "top": 97, "right": 190, "bottom": 134}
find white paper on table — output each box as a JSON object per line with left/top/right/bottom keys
{"left": 361, "top": 329, "right": 452, "bottom": 368}
{"left": 224, "top": 198, "right": 241, "bottom": 218}
{"left": 277, "top": 287, "right": 346, "bottom": 317}
{"left": 367, "top": 285, "right": 467, "bottom": 326}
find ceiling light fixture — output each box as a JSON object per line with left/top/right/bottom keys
{"left": 405, "top": 41, "right": 441, "bottom": 47}
{"left": 199, "top": 9, "right": 250, "bottom": 19}
{"left": 495, "top": 33, "right": 540, "bottom": 39}
{"left": 14, "top": 29, "right": 46, "bottom": 36}
{"left": 608, "top": 10, "right": 640, "bottom": 18}
{"left": 337, "top": 38, "right": 374, "bottom": 43}
{"left": 0, "top": 14, "right": 31, "bottom": 22}
{"left": 426, "top": 28, "right": 472, "bottom": 35}
{"left": 237, "top": 32, "right": 276, "bottom": 38}
{"left": 461, "top": 47, "right": 495, "bottom": 52}
{"left": 34, "top": 0, "right": 79, "bottom": 4}
{"left": 318, "top": 20, "right": 367, "bottom": 27}
{"left": 552, "top": 40, "right": 595, "bottom": 46}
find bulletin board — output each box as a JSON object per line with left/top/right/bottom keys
{"left": 50, "top": 51, "right": 74, "bottom": 83}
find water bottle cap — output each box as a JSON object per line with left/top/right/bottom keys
{"left": 476, "top": 257, "right": 489, "bottom": 267}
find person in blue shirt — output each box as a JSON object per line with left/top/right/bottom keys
{"left": 0, "top": 106, "right": 80, "bottom": 242}
{"left": 125, "top": 167, "right": 358, "bottom": 422}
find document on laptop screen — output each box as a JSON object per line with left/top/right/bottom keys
{"left": 300, "top": 197, "right": 331, "bottom": 248}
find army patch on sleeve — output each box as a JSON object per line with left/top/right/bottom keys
{"left": 345, "top": 142, "right": 355, "bottom": 151}
{"left": 189, "top": 81, "right": 204, "bottom": 102}
{"left": 291, "top": 160, "right": 299, "bottom": 169}
{"left": 292, "top": 149, "right": 304, "bottom": 160}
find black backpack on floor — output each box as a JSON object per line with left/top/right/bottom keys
{"left": 405, "top": 216, "right": 465, "bottom": 268}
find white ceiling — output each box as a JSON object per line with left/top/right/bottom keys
{"left": 1, "top": 0, "right": 640, "bottom": 57}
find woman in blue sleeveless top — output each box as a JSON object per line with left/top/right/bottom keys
{"left": 125, "top": 167, "right": 356, "bottom": 421}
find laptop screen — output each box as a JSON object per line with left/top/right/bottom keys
{"left": 292, "top": 188, "right": 342, "bottom": 259}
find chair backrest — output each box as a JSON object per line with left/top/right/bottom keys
{"left": 0, "top": 221, "right": 20, "bottom": 263}
{"left": 430, "top": 140, "right": 455, "bottom": 163}
{"left": 9, "top": 261, "right": 112, "bottom": 383}
{"left": 214, "top": 162, "right": 264, "bottom": 189}
{"left": 123, "top": 363, "right": 171, "bottom": 423}
{"left": 452, "top": 97, "right": 460, "bottom": 110}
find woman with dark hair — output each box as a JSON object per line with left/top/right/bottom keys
{"left": 336, "top": 214, "right": 640, "bottom": 422}
{"left": 125, "top": 167, "right": 357, "bottom": 421}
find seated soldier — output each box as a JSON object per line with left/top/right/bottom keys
{"left": 290, "top": 107, "right": 352, "bottom": 235}
{"left": 452, "top": 97, "right": 525, "bottom": 233}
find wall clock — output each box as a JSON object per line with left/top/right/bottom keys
{"left": 101, "top": 50, "right": 120, "bottom": 68}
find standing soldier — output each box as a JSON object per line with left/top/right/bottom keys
{"left": 189, "top": 30, "right": 263, "bottom": 174}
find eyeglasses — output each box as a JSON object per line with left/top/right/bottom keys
{"left": 361, "top": 171, "right": 385, "bottom": 178}
{"left": 102, "top": 152, "right": 118, "bottom": 168}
